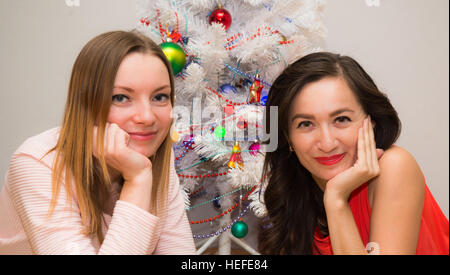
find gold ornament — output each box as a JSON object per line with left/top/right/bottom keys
{"left": 228, "top": 141, "right": 244, "bottom": 169}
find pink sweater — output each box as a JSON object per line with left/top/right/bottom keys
{"left": 0, "top": 127, "right": 196, "bottom": 255}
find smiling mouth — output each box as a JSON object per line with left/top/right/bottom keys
{"left": 128, "top": 132, "right": 157, "bottom": 141}
{"left": 315, "top": 153, "right": 346, "bottom": 166}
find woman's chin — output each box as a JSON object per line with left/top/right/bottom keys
{"left": 128, "top": 144, "right": 155, "bottom": 158}
{"left": 314, "top": 168, "right": 347, "bottom": 182}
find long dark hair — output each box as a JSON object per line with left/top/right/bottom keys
{"left": 258, "top": 52, "right": 402, "bottom": 254}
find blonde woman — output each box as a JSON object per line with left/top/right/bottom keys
{"left": 0, "top": 31, "right": 195, "bottom": 254}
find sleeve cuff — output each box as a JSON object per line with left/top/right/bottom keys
{"left": 99, "top": 200, "right": 160, "bottom": 255}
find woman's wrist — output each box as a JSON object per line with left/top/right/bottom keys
{"left": 120, "top": 168, "right": 153, "bottom": 213}
{"left": 323, "top": 188, "right": 348, "bottom": 210}
{"left": 124, "top": 168, "right": 152, "bottom": 184}
{"left": 122, "top": 166, "right": 152, "bottom": 182}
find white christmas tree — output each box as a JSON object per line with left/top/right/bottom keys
{"left": 136, "top": 0, "right": 327, "bottom": 255}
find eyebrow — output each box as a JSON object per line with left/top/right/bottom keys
{"left": 113, "top": 85, "right": 170, "bottom": 93}
{"left": 291, "top": 108, "right": 355, "bottom": 122}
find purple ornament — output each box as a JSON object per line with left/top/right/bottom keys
{"left": 261, "top": 88, "right": 269, "bottom": 98}
{"left": 183, "top": 134, "right": 194, "bottom": 144}
{"left": 249, "top": 142, "right": 260, "bottom": 156}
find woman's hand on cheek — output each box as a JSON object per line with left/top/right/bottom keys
{"left": 93, "top": 123, "right": 153, "bottom": 182}
{"left": 324, "top": 116, "right": 384, "bottom": 204}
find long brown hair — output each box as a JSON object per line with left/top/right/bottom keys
{"left": 259, "top": 52, "right": 401, "bottom": 254}
{"left": 47, "top": 30, "right": 175, "bottom": 243}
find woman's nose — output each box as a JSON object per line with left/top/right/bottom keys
{"left": 317, "top": 126, "right": 338, "bottom": 153}
{"left": 132, "top": 102, "right": 156, "bottom": 125}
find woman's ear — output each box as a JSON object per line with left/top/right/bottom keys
{"left": 289, "top": 143, "right": 294, "bottom": 152}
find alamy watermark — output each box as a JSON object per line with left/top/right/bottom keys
{"left": 171, "top": 99, "right": 279, "bottom": 153}
{"left": 65, "top": 0, "right": 80, "bottom": 7}
{"left": 366, "top": 242, "right": 380, "bottom": 255}
{"left": 365, "top": 0, "right": 380, "bottom": 7}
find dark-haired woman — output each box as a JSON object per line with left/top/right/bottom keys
{"left": 259, "top": 52, "right": 448, "bottom": 255}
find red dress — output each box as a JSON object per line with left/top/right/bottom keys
{"left": 313, "top": 182, "right": 449, "bottom": 255}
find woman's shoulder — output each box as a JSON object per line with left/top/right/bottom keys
{"left": 12, "top": 127, "right": 61, "bottom": 167}
{"left": 378, "top": 145, "right": 422, "bottom": 174}
{"left": 5, "top": 128, "right": 61, "bottom": 196}
{"left": 371, "top": 145, "right": 425, "bottom": 199}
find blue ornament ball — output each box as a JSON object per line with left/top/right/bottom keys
{"left": 220, "top": 84, "right": 237, "bottom": 94}
{"left": 243, "top": 79, "right": 253, "bottom": 87}
{"left": 261, "top": 95, "right": 268, "bottom": 106}
{"left": 212, "top": 194, "right": 221, "bottom": 209}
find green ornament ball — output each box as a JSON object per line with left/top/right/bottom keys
{"left": 214, "top": 125, "right": 226, "bottom": 140}
{"left": 231, "top": 220, "right": 248, "bottom": 239}
{"left": 159, "top": 42, "right": 186, "bottom": 75}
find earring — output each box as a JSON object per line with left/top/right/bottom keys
{"left": 289, "top": 145, "right": 294, "bottom": 152}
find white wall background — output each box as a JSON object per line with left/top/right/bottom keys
{"left": 323, "top": 0, "right": 449, "bottom": 218}
{"left": 0, "top": 0, "right": 448, "bottom": 229}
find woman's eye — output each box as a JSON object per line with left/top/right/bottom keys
{"left": 112, "top": 94, "right": 129, "bottom": 103}
{"left": 153, "top": 93, "right": 170, "bottom": 102}
{"left": 297, "top": 121, "right": 313, "bottom": 128}
{"left": 335, "top": 116, "right": 351, "bottom": 124}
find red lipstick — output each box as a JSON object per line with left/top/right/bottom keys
{"left": 315, "top": 153, "right": 346, "bottom": 166}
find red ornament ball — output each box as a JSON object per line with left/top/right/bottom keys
{"left": 237, "top": 117, "right": 248, "bottom": 129}
{"left": 209, "top": 8, "right": 232, "bottom": 30}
